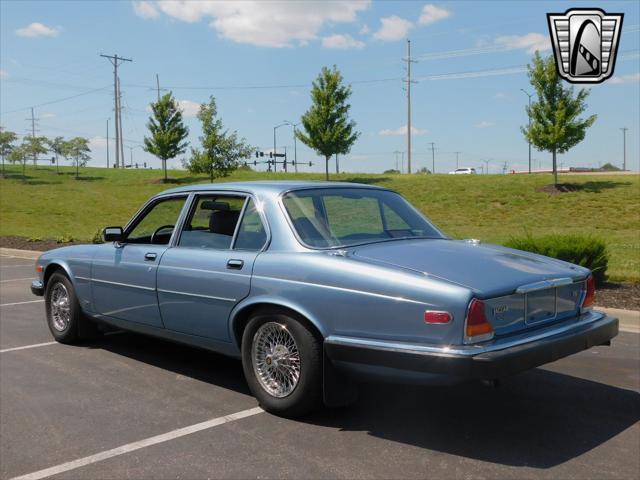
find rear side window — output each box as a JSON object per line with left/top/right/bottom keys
{"left": 234, "top": 199, "right": 267, "bottom": 251}
{"left": 179, "top": 196, "right": 245, "bottom": 249}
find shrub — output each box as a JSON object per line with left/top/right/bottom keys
{"left": 504, "top": 234, "right": 608, "bottom": 285}
{"left": 91, "top": 228, "right": 104, "bottom": 244}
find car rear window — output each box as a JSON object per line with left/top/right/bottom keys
{"left": 282, "top": 188, "right": 444, "bottom": 248}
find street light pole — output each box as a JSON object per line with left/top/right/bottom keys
{"left": 620, "top": 127, "right": 628, "bottom": 171}
{"left": 273, "top": 122, "right": 288, "bottom": 173}
{"left": 521, "top": 89, "right": 533, "bottom": 174}
{"left": 284, "top": 121, "right": 300, "bottom": 173}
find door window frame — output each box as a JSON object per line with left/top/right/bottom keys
{"left": 122, "top": 193, "right": 191, "bottom": 246}
{"left": 173, "top": 191, "right": 270, "bottom": 252}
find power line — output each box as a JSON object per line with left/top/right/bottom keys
{"left": 0, "top": 86, "right": 110, "bottom": 116}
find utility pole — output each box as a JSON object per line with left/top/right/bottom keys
{"left": 156, "top": 74, "right": 161, "bottom": 101}
{"left": 100, "top": 53, "right": 132, "bottom": 169}
{"left": 117, "top": 77, "right": 125, "bottom": 167}
{"left": 620, "top": 127, "right": 628, "bottom": 171}
{"left": 428, "top": 142, "right": 435, "bottom": 173}
{"left": 393, "top": 150, "right": 401, "bottom": 171}
{"left": 455, "top": 151, "right": 461, "bottom": 169}
{"left": 335, "top": 153, "right": 339, "bottom": 174}
{"left": 293, "top": 125, "right": 298, "bottom": 173}
{"left": 484, "top": 159, "right": 490, "bottom": 174}
{"left": 403, "top": 39, "right": 417, "bottom": 174}
{"left": 106, "top": 118, "right": 110, "bottom": 169}
{"left": 26, "top": 107, "right": 39, "bottom": 167}
{"left": 520, "top": 89, "right": 533, "bottom": 174}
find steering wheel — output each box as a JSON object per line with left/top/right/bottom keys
{"left": 150, "top": 225, "right": 175, "bottom": 244}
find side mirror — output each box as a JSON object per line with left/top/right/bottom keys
{"left": 103, "top": 226, "right": 123, "bottom": 242}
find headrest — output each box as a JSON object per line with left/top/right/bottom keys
{"left": 201, "top": 201, "right": 229, "bottom": 211}
{"left": 210, "top": 210, "right": 240, "bottom": 236}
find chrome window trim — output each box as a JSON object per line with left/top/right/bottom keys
{"left": 326, "top": 310, "right": 607, "bottom": 357}
{"left": 77, "top": 276, "right": 156, "bottom": 292}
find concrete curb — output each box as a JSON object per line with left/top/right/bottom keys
{"left": 1, "top": 247, "right": 638, "bottom": 333}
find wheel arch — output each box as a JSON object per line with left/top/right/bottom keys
{"left": 43, "top": 261, "right": 74, "bottom": 288}
{"left": 229, "top": 297, "right": 326, "bottom": 348}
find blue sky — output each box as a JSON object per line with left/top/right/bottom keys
{"left": 1, "top": 0, "right": 639, "bottom": 174}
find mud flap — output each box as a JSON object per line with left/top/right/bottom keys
{"left": 323, "top": 350, "right": 359, "bottom": 407}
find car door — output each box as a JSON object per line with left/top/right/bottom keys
{"left": 92, "top": 194, "right": 189, "bottom": 327}
{"left": 156, "top": 193, "right": 268, "bottom": 341}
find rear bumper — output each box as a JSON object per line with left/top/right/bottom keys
{"left": 31, "top": 280, "right": 44, "bottom": 296}
{"left": 324, "top": 312, "right": 618, "bottom": 380}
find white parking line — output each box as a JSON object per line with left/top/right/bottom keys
{"left": 0, "top": 342, "right": 58, "bottom": 353}
{"left": 0, "top": 277, "right": 36, "bottom": 283}
{"left": 0, "top": 300, "right": 44, "bottom": 307}
{"left": 0, "top": 264, "right": 34, "bottom": 268}
{"left": 10, "top": 406, "right": 264, "bottom": 480}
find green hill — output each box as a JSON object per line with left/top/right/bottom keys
{"left": 1, "top": 165, "right": 638, "bottom": 282}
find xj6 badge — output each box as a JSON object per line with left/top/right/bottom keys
{"left": 547, "top": 8, "right": 623, "bottom": 84}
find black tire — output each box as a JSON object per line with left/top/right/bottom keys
{"left": 241, "top": 308, "right": 322, "bottom": 417}
{"left": 45, "top": 271, "right": 99, "bottom": 344}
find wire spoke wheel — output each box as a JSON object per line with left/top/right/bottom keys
{"left": 252, "top": 322, "right": 301, "bottom": 398}
{"left": 50, "top": 283, "right": 71, "bottom": 332}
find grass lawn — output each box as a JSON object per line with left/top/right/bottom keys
{"left": 1, "top": 165, "right": 638, "bottom": 282}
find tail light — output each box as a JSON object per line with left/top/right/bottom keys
{"left": 464, "top": 298, "right": 494, "bottom": 344}
{"left": 581, "top": 275, "right": 595, "bottom": 311}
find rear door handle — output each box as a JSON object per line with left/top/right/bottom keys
{"left": 144, "top": 252, "right": 157, "bottom": 261}
{"left": 227, "top": 259, "right": 244, "bottom": 270}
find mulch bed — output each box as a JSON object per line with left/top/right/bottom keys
{"left": 1, "top": 235, "right": 638, "bottom": 311}
{"left": 536, "top": 183, "right": 583, "bottom": 194}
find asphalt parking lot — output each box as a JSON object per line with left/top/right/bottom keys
{"left": 1, "top": 253, "right": 639, "bottom": 480}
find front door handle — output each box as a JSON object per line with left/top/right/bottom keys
{"left": 144, "top": 252, "right": 157, "bottom": 261}
{"left": 227, "top": 259, "right": 244, "bottom": 270}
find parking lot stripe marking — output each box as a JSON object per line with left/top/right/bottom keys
{"left": 0, "top": 277, "right": 36, "bottom": 283}
{"left": 0, "top": 342, "right": 58, "bottom": 353}
{"left": 0, "top": 264, "right": 34, "bottom": 268}
{"left": 10, "top": 406, "right": 264, "bottom": 480}
{"left": 0, "top": 300, "right": 44, "bottom": 307}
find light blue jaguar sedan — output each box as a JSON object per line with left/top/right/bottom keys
{"left": 31, "top": 181, "right": 618, "bottom": 416}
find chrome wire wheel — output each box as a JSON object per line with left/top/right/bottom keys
{"left": 252, "top": 322, "right": 301, "bottom": 398}
{"left": 50, "top": 282, "right": 71, "bottom": 332}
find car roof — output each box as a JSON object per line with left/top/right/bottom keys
{"left": 159, "top": 180, "right": 387, "bottom": 196}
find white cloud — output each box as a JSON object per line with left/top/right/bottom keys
{"left": 609, "top": 73, "right": 640, "bottom": 84}
{"left": 494, "top": 92, "right": 507, "bottom": 99}
{"left": 16, "top": 22, "right": 60, "bottom": 38}
{"left": 322, "top": 33, "right": 365, "bottom": 49}
{"left": 494, "top": 33, "right": 550, "bottom": 54}
{"left": 475, "top": 120, "right": 495, "bottom": 128}
{"left": 0, "top": 69, "right": 7, "bottom": 79}
{"left": 140, "top": 0, "right": 370, "bottom": 48}
{"left": 373, "top": 15, "right": 413, "bottom": 42}
{"left": 88, "top": 136, "right": 108, "bottom": 149}
{"left": 133, "top": 1, "right": 160, "bottom": 19}
{"left": 41, "top": 112, "right": 56, "bottom": 119}
{"left": 359, "top": 24, "right": 370, "bottom": 35}
{"left": 418, "top": 4, "right": 451, "bottom": 26}
{"left": 178, "top": 99, "right": 201, "bottom": 118}
{"left": 379, "top": 125, "right": 427, "bottom": 136}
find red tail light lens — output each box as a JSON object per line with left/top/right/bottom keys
{"left": 465, "top": 299, "right": 494, "bottom": 343}
{"left": 582, "top": 275, "right": 595, "bottom": 310}
{"left": 424, "top": 311, "right": 452, "bottom": 324}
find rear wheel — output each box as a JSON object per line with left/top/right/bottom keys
{"left": 45, "top": 272, "right": 99, "bottom": 344}
{"left": 241, "top": 309, "right": 322, "bottom": 417}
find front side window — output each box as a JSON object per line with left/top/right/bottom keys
{"left": 179, "top": 195, "right": 245, "bottom": 249}
{"left": 126, "top": 196, "right": 187, "bottom": 245}
{"left": 282, "top": 188, "right": 444, "bottom": 248}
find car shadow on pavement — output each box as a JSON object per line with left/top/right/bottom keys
{"left": 89, "top": 332, "right": 639, "bottom": 469}
{"left": 305, "top": 368, "right": 640, "bottom": 468}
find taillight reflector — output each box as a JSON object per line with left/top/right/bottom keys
{"left": 582, "top": 275, "right": 595, "bottom": 310}
{"left": 424, "top": 311, "right": 452, "bottom": 324}
{"left": 465, "top": 299, "right": 494, "bottom": 343}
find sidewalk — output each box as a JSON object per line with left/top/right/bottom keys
{"left": 2, "top": 247, "right": 638, "bottom": 333}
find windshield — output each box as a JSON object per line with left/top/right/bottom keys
{"left": 282, "top": 188, "right": 445, "bottom": 248}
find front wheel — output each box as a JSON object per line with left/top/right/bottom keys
{"left": 241, "top": 309, "right": 322, "bottom": 417}
{"left": 45, "top": 272, "right": 98, "bottom": 344}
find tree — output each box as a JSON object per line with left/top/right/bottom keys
{"left": 61, "top": 137, "right": 91, "bottom": 179}
{"left": 47, "top": 136, "right": 66, "bottom": 174}
{"left": 297, "top": 66, "right": 360, "bottom": 180}
{"left": 144, "top": 92, "right": 189, "bottom": 182}
{"left": 8, "top": 143, "right": 29, "bottom": 180}
{"left": 0, "top": 128, "right": 18, "bottom": 177}
{"left": 184, "top": 97, "right": 253, "bottom": 182}
{"left": 22, "top": 135, "right": 48, "bottom": 167}
{"left": 521, "top": 52, "right": 597, "bottom": 185}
